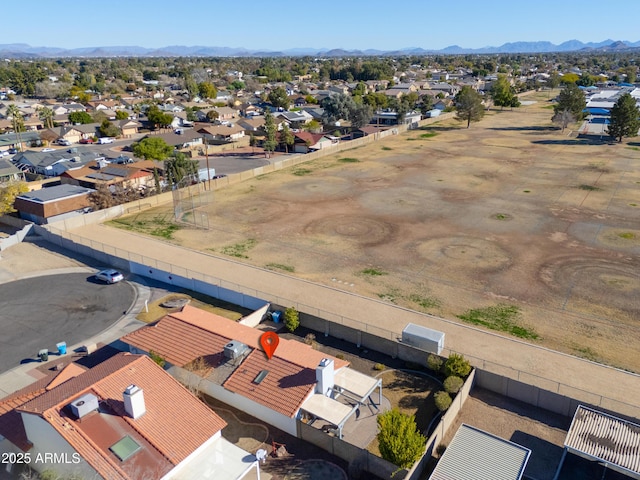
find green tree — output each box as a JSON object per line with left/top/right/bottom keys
{"left": 268, "top": 86, "right": 290, "bottom": 110}
{"left": 455, "top": 86, "right": 485, "bottom": 128}
{"left": 0, "top": 180, "right": 28, "bottom": 215}
{"left": 321, "top": 93, "right": 355, "bottom": 125}
{"left": 554, "top": 83, "right": 586, "bottom": 120}
{"left": 37, "top": 106, "right": 54, "bottom": 129}
{"left": 349, "top": 103, "right": 372, "bottom": 129}
{"left": 68, "top": 111, "right": 94, "bottom": 124}
{"left": 164, "top": 152, "right": 198, "bottom": 187}
{"left": 280, "top": 123, "right": 294, "bottom": 153}
{"left": 229, "top": 80, "right": 245, "bottom": 91}
{"left": 444, "top": 353, "right": 472, "bottom": 378}
{"left": 283, "top": 307, "right": 299, "bottom": 332}
{"left": 115, "top": 110, "right": 129, "bottom": 120}
{"left": 99, "top": 119, "right": 120, "bottom": 138}
{"left": 198, "top": 81, "right": 217, "bottom": 99}
{"left": 607, "top": 93, "right": 640, "bottom": 142}
{"left": 146, "top": 105, "right": 174, "bottom": 129}
{"left": 263, "top": 109, "right": 277, "bottom": 155}
{"left": 6, "top": 104, "right": 24, "bottom": 150}
{"left": 132, "top": 137, "right": 173, "bottom": 161}
{"left": 491, "top": 74, "right": 518, "bottom": 110}
{"left": 377, "top": 409, "right": 425, "bottom": 469}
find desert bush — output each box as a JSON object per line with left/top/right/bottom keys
{"left": 373, "top": 363, "right": 385, "bottom": 371}
{"left": 434, "top": 391, "right": 452, "bottom": 412}
{"left": 443, "top": 353, "right": 472, "bottom": 378}
{"left": 427, "top": 353, "right": 443, "bottom": 372}
{"left": 284, "top": 306, "right": 300, "bottom": 332}
{"left": 444, "top": 376, "right": 464, "bottom": 394}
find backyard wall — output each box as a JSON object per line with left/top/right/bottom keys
{"left": 297, "top": 421, "right": 405, "bottom": 480}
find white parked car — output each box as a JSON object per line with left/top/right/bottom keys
{"left": 98, "top": 137, "right": 114, "bottom": 144}
{"left": 41, "top": 148, "right": 56, "bottom": 152}
{"left": 95, "top": 269, "right": 124, "bottom": 284}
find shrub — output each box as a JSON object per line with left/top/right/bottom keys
{"left": 444, "top": 376, "right": 464, "bottom": 394}
{"left": 149, "top": 350, "right": 166, "bottom": 368}
{"left": 373, "top": 363, "right": 385, "bottom": 371}
{"left": 304, "top": 333, "right": 316, "bottom": 346}
{"left": 444, "top": 353, "right": 472, "bottom": 378}
{"left": 427, "top": 354, "right": 443, "bottom": 372}
{"left": 335, "top": 353, "right": 345, "bottom": 360}
{"left": 377, "top": 409, "right": 426, "bottom": 468}
{"left": 283, "top": 306, "right": 300, "bottom": 332}
{"left": 434, "top": 391, "right": 452, "bottom": 412}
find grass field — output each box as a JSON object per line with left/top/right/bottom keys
{"left": 109, "top": 91, "right": 640, "bottom": 372}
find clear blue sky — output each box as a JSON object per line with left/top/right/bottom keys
{"left": 5, "top": 0, "right": 640, "bottom": 51}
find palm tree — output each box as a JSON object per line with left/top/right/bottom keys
{"left": 6, "top": 104, "right": 24, "bottom": 151}
{"left": 38, "top": 106, "right": 54, "bottom": 129}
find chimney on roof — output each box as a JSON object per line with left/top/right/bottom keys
{"left": 123, "top": 385, "right": 146, "bottom": 419}
{"left": 316, "top": 358, "right": 334, "bottom": 397}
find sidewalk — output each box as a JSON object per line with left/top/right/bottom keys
{"left": 63, "top": 224, "right": 640, "bottom": 419}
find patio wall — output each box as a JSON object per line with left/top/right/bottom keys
{"left": 297, "top": 421, "right": 405, "bottom": 480}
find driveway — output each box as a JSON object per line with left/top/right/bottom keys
{"left": 0, "top": 272, "right": 135, "bottom": 373}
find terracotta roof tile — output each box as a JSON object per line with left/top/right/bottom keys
{"left": 13, "top": 354, "right": 226, "bottom": 480}
{"left": 122, "top": 306, "right": 350, "bottom": 419}
{"left": 223, "top": 350, "right": 316, "bottom": 417}
{"left": 0, "top": 375, "right": 54, "bottom": 451}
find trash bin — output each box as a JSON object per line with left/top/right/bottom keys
{"left": 271, "top": 311, "right": 282, "bottom": 323}
{"left": 56, "top": 342, "right": 67, "bottom": 355}
{"left": 39, "top": 349, "right": 49, "bottom": 362}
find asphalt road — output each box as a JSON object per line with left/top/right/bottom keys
{"left": 0, "top": 272, "right": 135, "bottom": 373}
{"left": 195, "top": 154, "right": 271, "bottom": 175}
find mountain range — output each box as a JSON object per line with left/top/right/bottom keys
{"left": 0, "top": 40, "right": 639, "bottom": 58}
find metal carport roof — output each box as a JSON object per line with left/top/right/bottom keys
{"left": 561, "top": 405, "right": 640, "bottom": 479}
{"left": 429, "top": 424, "right": 531, "bottom": 480}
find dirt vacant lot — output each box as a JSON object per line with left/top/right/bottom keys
{"left": 112, "top": 91, "right": 640, "bottom": 372}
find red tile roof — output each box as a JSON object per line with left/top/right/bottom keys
{"left": 0, "top": 375, "right": 54, "bottom": 451}
{"left": 122, "top": 305, "right": 349, "bottom": 418}
{"left": 12, "top": 353, "right": 226, "bottom": 480}
{"left": 223, "top": 350, "right": 316, "bottom": 417}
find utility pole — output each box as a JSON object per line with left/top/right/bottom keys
{"left": 204, "top": 135, "right": 211, "bottom": 190}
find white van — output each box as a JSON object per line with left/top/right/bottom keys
{"left": 98, "top": 137, "right": 114, "bottom": 144}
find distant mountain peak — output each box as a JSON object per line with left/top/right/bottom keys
{"left": 0, "top": 39, "right": 638, "bottom": 58}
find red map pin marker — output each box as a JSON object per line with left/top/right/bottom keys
{"left": 260, "top": 331, "right": 279, "bottom": 360}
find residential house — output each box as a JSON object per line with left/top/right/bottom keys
{"left": 0, "top": 353, "right": 259, "bottom": 480}
{"left": 276, "top": 110, "right": 313, "bottom": 128}
{"left": 13, "top": 184, "right": 95, "bottom": 224}
{"left": 371, "top": 109, "right": 422, "bottom": 126}
{"left": 117, "top": 119, "right": 142, "bottom": 138}
{"left": 236, "top": 116, "right": 265, "bottom": 135}
{"left": 123, "top": 305, "right": 381, "bottom": 440}
{"left": 143, "top": 130, "right": 203, "bottom": 150}
{"left": 427, "top": 82, "right": 461, "bottom": 96}
{"left": 12, "top": 148, "right": 105, "bottom": 177}
{"left": 52, "top": 103, "right": 86, "bottom": 116}
{"left": 60, "top": 161, "right": 155, "bottom": 193}
{"left": 40, "top": 126, "right": 85, "bottom": 144}
{"left": 0, "top": 158, "right": 23, "bottom": 183}
{"left": 293, "top": 132, "right": 335, "bottom": 153}
{"left": 211, "top": 106, "right": 237, "bottom": 122}
{"left": 197, "top": 124, "right": 245, "bottom": 143}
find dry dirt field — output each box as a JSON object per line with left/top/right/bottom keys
{"left": 113, "top": 91, "right": 640, "bottom": 372}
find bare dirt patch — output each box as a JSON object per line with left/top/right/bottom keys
{"left": 110, "top": 91, "right": 640, "bottom": 372}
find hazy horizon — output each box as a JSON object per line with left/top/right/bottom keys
{"left": 4, "top": 0, "right": 640, "bottom": 51}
